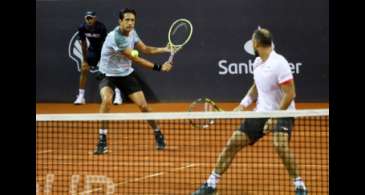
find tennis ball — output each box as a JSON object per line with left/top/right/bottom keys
{"left": 131, "top": 50, "right": 139, "bottom": 57}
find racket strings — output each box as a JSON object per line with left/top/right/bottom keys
{"left": 189, "top": 100, "right": 219, "bottom": 128}
{"left": 170, "top": 22, "right": 192, "bottom": 46}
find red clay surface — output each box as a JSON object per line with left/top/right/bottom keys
{"left": 36, "top": 102, "right": 328, "bottom": 114}
{"left": 36, "top": 103, "right": 328, "bottom": 195}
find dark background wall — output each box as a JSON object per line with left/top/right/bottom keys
{"left": 36, "top": 0, "right": 328, "bottom": 103}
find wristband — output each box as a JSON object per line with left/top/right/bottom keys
{"left": 153, "top": 63, "right": 162, "bottom": 71}
{"left": 240, "top": 95, "right": 253, "bottom": 108}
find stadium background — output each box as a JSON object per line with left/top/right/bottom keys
{"left": 36, "top": 0, "right": 328, "bottom": 103}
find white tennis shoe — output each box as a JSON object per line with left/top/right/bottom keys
{"left": 74, "top": 95, "right": 86, "bottom": 105}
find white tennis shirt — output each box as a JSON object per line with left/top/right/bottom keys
{"left": 252, "top": 50, "right": 296, "bottom": 112}
{"left": 99, "top": 26, "right": 140, "bottom": 77}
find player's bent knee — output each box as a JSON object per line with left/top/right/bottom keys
{"left": 273, "top": 141, "right": 287, "bottom": 150}
{"left": 224, "top": 133, "right": 246, "bottom": 153}
{"left": 100, "top": 89, "right": 113, "bottom": 104}
{"left": 272, "top": 133, "right": 289, "bottom": 149}
{"left": 102, "top": 95, "right": 113, "bottom": 104}
{"left": 81, "top": 67, "right": 89, "bottom": 73}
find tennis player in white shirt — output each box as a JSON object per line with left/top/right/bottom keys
{"left": 193, "top": 28, "right": 307, "bottom": 195}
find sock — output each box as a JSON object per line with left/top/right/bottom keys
{"left": 293, "top": 177, "right": 306, "bottom": 189}
{"left": 154, "top": 128, "right": 161, "bottom": 134}
{"left": 207, "top": 171, "right": 221, "bottom": 188}
{"left": 114, "top": 88, "right": 121, "bottom": 96}
{"left": 79, "top": 89, "right": 85, "bottom": 97}
{"left": 99, "top": 129, "right": 107, "bottom": 142}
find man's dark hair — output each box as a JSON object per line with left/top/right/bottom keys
{"left": 119, "top": 8, "right": 137, "bottom": 20}
{"left": 253, "top": 29, "right": 273, "bottom": 47}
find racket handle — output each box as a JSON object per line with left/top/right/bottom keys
{"left": 168, "top": 53, "right": 174, "bottom": 63}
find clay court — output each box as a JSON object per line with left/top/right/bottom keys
{"left": 36, "top": 103, "right": 328, "bottom": 195}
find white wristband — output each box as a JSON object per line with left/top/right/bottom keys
{"left": 240, "top": 95, "right": 253, "bottom": 108}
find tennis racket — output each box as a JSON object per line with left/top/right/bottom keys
{"left": 188, "top": 98, "right": 223, "bottom": 129}
{"left": 188, "top": 98, "right": 275, "bottom": 133}
{"left": 166, "top": 18, "right": 193, "bottom": 63}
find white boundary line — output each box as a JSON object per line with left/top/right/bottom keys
{"left": 76, "top": 163, "right": 199, "bottom": 194}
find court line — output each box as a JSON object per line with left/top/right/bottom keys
{"left": 76, "top": 163, "right": 199, "bottom": 194}
{"left": 36, "top": 145, "right": 181, "bottom": 156}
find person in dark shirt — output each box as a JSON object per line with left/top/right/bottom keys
{"left": 74, "top": 11, "right": 122, "bottom": 105}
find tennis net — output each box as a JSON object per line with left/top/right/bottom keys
{"left": 36, "top": 109, "right": 328, "bottom": 195}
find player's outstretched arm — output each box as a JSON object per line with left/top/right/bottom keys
{"left": 135, "top": 41, "right": 170, "bottom": 55}
{"left": 121, "top": 48, "right": 172, "bottom": 72}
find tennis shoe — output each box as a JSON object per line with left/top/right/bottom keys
{"left": 192, "top": 182, "right": 216, "bottom": 195}
{"left": 74, "top": 95, "right": 85, "bottom": 105}
{"left": 155, "top": 132, "right": 166, "bottom": 150}
{"left": 94, "top": 141, "right": 108, "bottom": 155}
{"left": 295, "top": 186, "right": 308, "bottom": 195}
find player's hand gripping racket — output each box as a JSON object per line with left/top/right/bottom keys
{"left": 188, "top": 98, "right": 223, "bottom": 129}
{"left": 166, "top": 18, "right": 193, "bottom": 63}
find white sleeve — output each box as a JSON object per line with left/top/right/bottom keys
{"left": 277, "top": 58, "right": 293, "bottom": 84}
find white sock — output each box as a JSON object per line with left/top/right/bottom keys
{"left": 114, "top": 88, "right": 121, "bottom": 96}
{"left": 293, "top": 177, "right": 306, "bottom": 189}
{"left": 207, "top": 171, "right": 220, "bottom": 188}
{"left": 154, "top": 128, "right": 161, "bottom": 133}
{"left": 79, "top": 89, "right": 85, "bottom": 97}
{"left": 99, "top": 129, "right": 107, "bottom": 135}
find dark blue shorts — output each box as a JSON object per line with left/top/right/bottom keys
{"left": 238, "top": 117, "right": 294, "bottom": 145}
{"left": 86, "top": 49, "right": 101, "bottom": 67}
